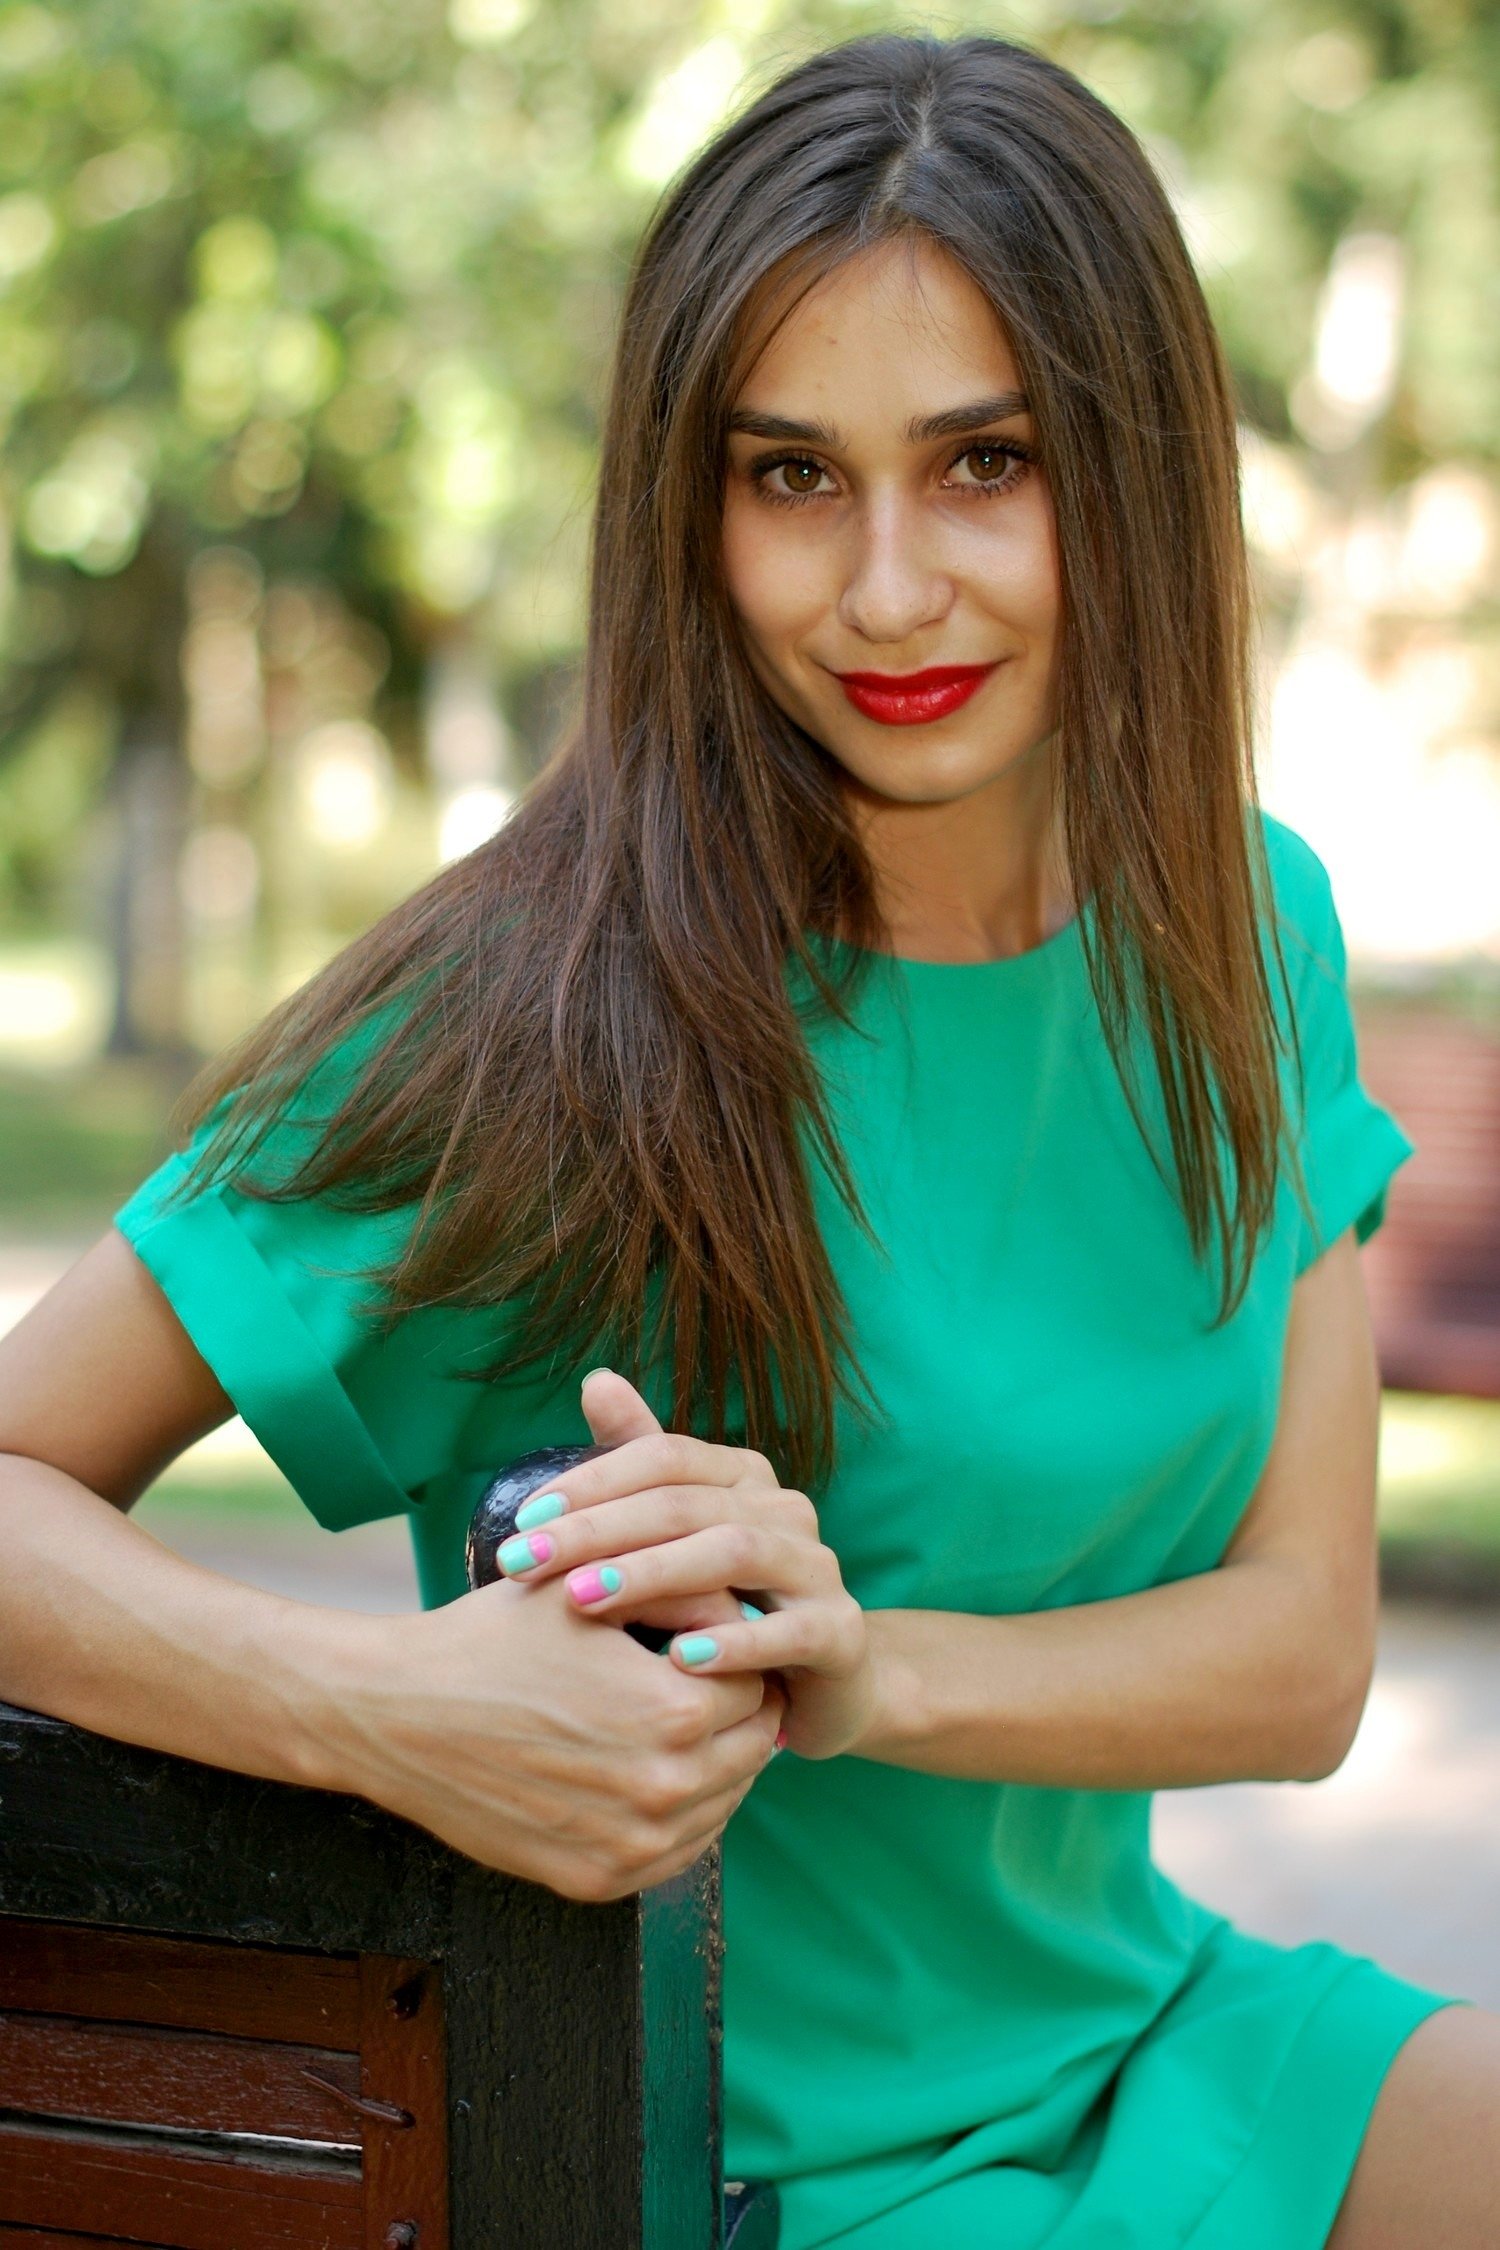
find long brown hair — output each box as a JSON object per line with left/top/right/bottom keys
{"left": 162, "top": 32, "right": 1300, "bottom": 1498}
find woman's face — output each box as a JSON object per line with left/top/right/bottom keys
{"left": 721, "top": 235, "right": 1060, "bottom": 812}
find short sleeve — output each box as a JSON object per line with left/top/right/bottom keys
{"left": 1260, "top": 814, "right": 1416, "bottom": 1277}
{"left": 113, "top": 1032, "right": 493, "bottom": 1534}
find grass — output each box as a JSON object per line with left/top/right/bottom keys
{"left": 0, "top": 1059, "right": 188, "bottom": 1235}
{"left": 1376, "top": 1393, "right": 1500, "bottom": 1599}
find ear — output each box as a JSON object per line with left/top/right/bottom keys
{"left": 580, "top": 1366, "right": 664, "bottom": 1447}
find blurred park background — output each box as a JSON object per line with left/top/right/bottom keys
{"left": 0, "top": 0, "right": 1497, "bottom": 1997}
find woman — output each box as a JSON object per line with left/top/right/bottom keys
{"left": 1, "top": 30, "right": 1494, "bottom": 2249}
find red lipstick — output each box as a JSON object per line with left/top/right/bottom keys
{"left": 833, "top": 662, "right": 999, "bottom": 726}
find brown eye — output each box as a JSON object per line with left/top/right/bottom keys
{"left": 944, "top": 439, "right": 1032, "bottom": 496}
{"left": 964, "top": 446, "right": 1010, "bottom": 480}
{"left": 778, "top": 459, "right": 824, "bottom": 494}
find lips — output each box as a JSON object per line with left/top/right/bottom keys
{"left": 833, "top": 662, "right": 1000, "bottom": 726}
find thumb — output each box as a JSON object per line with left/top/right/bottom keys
{"left": 580, "top": 1366, "right": 663, "bottom": 1448}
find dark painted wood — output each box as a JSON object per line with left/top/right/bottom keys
{"left": 0, "top": 2117, "right": 362, "bottom": 2249}
{"left": 0, "top": 2230, "right": 176, "bottom": 2247}
{"left": 642, "top": 1858, "right": 723, "bottom": 2249}
{"left": 0, "top": 1699, "right": 740, "bottom": 2246}
{"left": 0, "top": 2011, "right": 361, "bottom": 2141}
{"left": 0, "top": 1921, "right": 359, "bottom": 2048}
{"left": 723, "top": 2187, "right": 782, "bottom": 2250}
{"left": 358, "top": 1955, "right": 448, "bottom": 2250}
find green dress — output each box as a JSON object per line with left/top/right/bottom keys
{"left": 114, "top": 811, "right": 1464, "bottom": 2249}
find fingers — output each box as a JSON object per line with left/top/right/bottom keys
{"left": 516, "top": 1429, "right": 781, "bottom": 1521}
{"left": 560, "top": 1523, "right": 823, "bottom": 1622}
{"left": 670, "top": 1662, "right": 768, "bottom": 1733}
{"left": 696, "top": 1696, "right": 783, "bottom": 1786}
{"left": 627, "top": 1589, "right": 753, "bottom": 1633}
{"left": 494, "top": 1483, "right": 818, "bottom": 1588}
{"left": 580, "top": 1771, "right": 763, "bottom": 1899}
{"left": 661, "top": 1596, "right": 866, "bottom": 1681}
{"left": 577, "top": 1367, "right": 662, "bottom": 1447}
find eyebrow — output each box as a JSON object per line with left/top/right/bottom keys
{"left": 726, "top": 391, "right": 1032, "bottom": 448}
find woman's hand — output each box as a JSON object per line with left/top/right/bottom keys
{"left": 322, "top": 1571, "right": 783, "bottom": 1901}
{"left": 489, "top": 1369, "right": 879, "bottom": 1762}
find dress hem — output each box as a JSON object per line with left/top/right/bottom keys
{"left": 1184, "top": 1958, "right": 1469, "bottom": 2247}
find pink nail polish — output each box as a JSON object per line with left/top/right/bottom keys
{"left": 568, "top": 1565, "right": 622, "bottom": 1605}
{"left": 526, "top": 1532, "right": 555, "bottom": 1565}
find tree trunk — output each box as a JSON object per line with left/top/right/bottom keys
{"left": 103, "top": 717, "right": 191, "bottom": 1059}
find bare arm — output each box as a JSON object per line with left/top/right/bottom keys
{"left": 0, "top": 1229, "right": 779, "bottom": 1897}
{"left": 432, "top": 1233, "right": 1381, "bottom": 1788}
{"left": 852, "top": 1229, "right": 1379, "bottom": 1788}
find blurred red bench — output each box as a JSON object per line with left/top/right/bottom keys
{"left": 1356, "top": 1002, "right": 1500, "bottom": 1399}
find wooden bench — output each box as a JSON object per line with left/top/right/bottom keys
{"left": 0, "top": 1446, "right": 780, "bottom": 2247}
{"left": 0, "top": 1697, "right": 775, "bottom": 2249}
{"left": 1357, "top": 1001, "right": 1500, "bottom": 1398}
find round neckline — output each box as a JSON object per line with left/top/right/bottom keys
{"left": 813, "top": 893, "right": 1091, "bottom": 978}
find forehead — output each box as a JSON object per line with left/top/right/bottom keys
{"left": 731, "top": 235, "right": 1021, "bottom": 409}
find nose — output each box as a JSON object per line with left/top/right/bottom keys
{"left": 836, "top": 489, "right": 954, "bottom": 648}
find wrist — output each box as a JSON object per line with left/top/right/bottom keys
{"left": 848, "top": 1610, "right": 932, "bottom": 1763}
{"left": 261, "top": 1600, "right": 396, "bottom": 1798}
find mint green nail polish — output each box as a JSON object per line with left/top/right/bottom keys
{"left": 515, "top": 1491, "right": 566, "bottom": 1531}
{"left": 739, "top": 1600, "right": 764, "bottom": 1622}
{"left": 677, "top": 1634, "right": 719, "bottom": 1667}
{"left": 499, "top": 1531, "right": 552, "bottom": 1575}
{"left": 598, "top": 1565, "right": 623, "bottom": 1594}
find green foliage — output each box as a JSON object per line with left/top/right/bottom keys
{"left": 0, "top": 1057, "right": 177, "bottom": 1224}
{"left": 0, "top": 0, "right": 1494, "bottom": 926}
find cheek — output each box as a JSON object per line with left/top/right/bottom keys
{"left": 721, "top": 499, "right": 828, "bottom": 654}
{"left": 959, "top": 484, "right": 1060, "bottom": 642}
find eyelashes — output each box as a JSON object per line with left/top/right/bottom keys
{"left": 744, "top": 438, "right": 1037, "bottom": 509}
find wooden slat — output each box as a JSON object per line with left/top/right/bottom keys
{"left": 359, "top": 1957, "right": 448, "bottom": 2250}
{"left": 0, "top": 2119, "right": 360, "bottom": 2250}
{"left": 0, "top": 1922, "right": 358, "bottom": 2049}
{"left": 0, "top": 2013, "right": 361, "bottom": 2144}
{"left": 1356, "top": 1007, "right": 1500, "bottom": 1397}
{"left": 1, "top": 2230, "right": 175, "bottom": 2246}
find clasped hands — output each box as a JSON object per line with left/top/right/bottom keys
{"left": 350, "top": 1366, "right": 879, "bottom": 1901}
{"left": 493, "top": 1366, "right": 876, "bottom": 1766}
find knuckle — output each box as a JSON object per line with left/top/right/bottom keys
{"left": 630, "top": 1755, "right": 691, "bottom": 1822}
{"left": 620, "top": 1817, "right": 674, "bottom": 1878}
{"left": 655, "top": 1432, "right": 694, "bottom": 1480}
{"left": 649, "top": 1684, "right": 709, "bottom": 1752}
{"left": 780, "top": 1489, "right": 820, "bottom": 1536}
{"left": 833, "top": 1594, "right": 865, "bottom": 1657}
{"left": 720, "top": 1523, "right": 759, "bottom": 1573}
{"left": 739, "top": 1447, "right": 776, "bottom": 1482}
{"left": 663, "top": 1486, "right": 701, "bottom": 1535}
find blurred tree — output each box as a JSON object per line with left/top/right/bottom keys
{"left": 0, "top": 0, "right": 1494, "bottom": 1045}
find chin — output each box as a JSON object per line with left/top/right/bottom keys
{"left": 834, "top": 739, "right": 1023, "bottom": 807}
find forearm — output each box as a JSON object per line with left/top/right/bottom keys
{"left": 0, "top": 1452, "right": 372, "bottom": 1792}
{"left": 855, "top": 1553, "right": 1373, "bottom": 1790}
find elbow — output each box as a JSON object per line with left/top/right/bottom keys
{"left": 1285, "top": 1654, "right": 1375, "bottom": 1784}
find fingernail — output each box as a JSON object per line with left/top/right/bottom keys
{"left": 515, "top": 1490, "right": 566, "bottom": 1531}
{"left": 499, "top": 1532, "right": 554, "bottom": 1575}
{"left": 774, "top": 1726, "right": 788, "bottom": 1752}
{"left": 568, "top": 1565, "right": 622, "bottom": 1605}
{"left": 738, "top": 1600, "right": 764, "bottom": 1622}
{"left": 676, "top": 1634, "right": 719, "bottom": 1667}
{"left": 581, "top": 1366, "right": 614, "bottom": 1384}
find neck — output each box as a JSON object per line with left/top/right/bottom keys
{"left": 844, "top": 734, "right": 1074, "bottom": 964}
